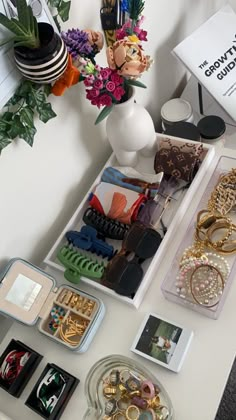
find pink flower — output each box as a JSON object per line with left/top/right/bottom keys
{"left": 86, "top": 88, "right": 100, "bottom": 100}
{"left": 84, "top": 78, "right": 93, "bottom": 87}
{"left": 138, "top": 29, "right": 148, "bottom": 41}
{"left": 88, "top": 74, "right": 95, "bottom": 81}
{"left": 94, "top": 80, "right": 103, "bottom": 89}
{"left": 113, "top": 86, "right": 125, "bottom": 101}
{"left": 91, "top": 98, "right": 101, "bottom": 108}
{"left": 110, "top": 72, "right": 123, "bottom": 86}
{"left": 99, "top": 94, "right": 112, "bottom": 107}
{"left": 100, "top": 68, "right": 112, "bottom": 79}
{"left": 116, "top": 28, "right": 126, "bottom": 40}
{"left": 106, "top": 81, "right": 116, "bottom": 92}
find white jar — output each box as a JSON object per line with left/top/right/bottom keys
{"left": 161, "top": 98, "right": 194, "bottom": 130}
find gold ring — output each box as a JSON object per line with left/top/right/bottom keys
{"left": 71, "top": 294, "right": 80, "bottom": 308}
{"left": 113, "top": 412, "right": 126, "bottom": 420}
{"left": 76, "top": 296, "right": 84, "bottom": 311}
{"left": 125, "top": 405, "right": 140, "bottom": 420}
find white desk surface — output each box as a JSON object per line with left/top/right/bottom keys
{"left": 1, "top": 86, "right": 236, "bottom": 419}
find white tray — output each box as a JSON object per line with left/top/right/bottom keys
{"left": 43, "top": 133, "right": 215, "bottom": 308}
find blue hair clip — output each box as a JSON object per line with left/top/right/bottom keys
{"left": 66, "top": 226, "right": 115, "bottom": 260}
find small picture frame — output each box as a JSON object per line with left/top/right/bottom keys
{"left": 131, "top": 313, "right": 193, "bottom": 373}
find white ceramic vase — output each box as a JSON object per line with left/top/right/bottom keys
{"left": 106, "top": 87, "right": 156, "bottom": 166}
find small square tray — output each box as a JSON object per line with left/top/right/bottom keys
{"left": 161, "top": 154, "right": 236, "bottom": 319}
{"left": 0, "top": 339, "right": 43, "bottom": 397}
{"left": 25, "top": 362, "right": 79, "bottom": 419}
{"left": 44, "top": 133, "right": 215, "bottom": 308}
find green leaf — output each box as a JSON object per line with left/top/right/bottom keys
{"left": 0, "top": 13, "right": 24, "bottom": 35}
{"left": 47, "top": 0, "right": 61, "bottom": 6}
{"left": 0, "top": 36, "right": 15, "bottom": 47}
{"left": 7, "top": 115, "right": 24, "bottom": 139}
{"left": 0, "top": 136, "right": 11, "bottom": 150}
{"left": 16, "top": 0, "right": 30, "bottom": 28}
{"left": 44, "top": 84, "right": 52, "bottom": 97}
{"left": 58, "top": 0, "right": 71, "bottom": 22}
{"left": 27, "top": 88, "right": 46, "bottom": 109}
{"left": 38, "top": 103, "right": 57, "bottom": 123}
{"left": 125, "top": 79, "right": 147, "bottom": 89}
{"left": 95, "top": 105, "right": 113, "bottom": 125}
{"left": 20, "top": 126, "right": 37, "bottom": 146}
{"left": 1, "top": 112, "right": 14, "bottom": 122}
{"left": 15, "top": 80, "right": 33, "bottom": 97}
{"left": 53, "top": 15, "right": 61, "bottom": 31}
{"left": 20, "top": 107, "right": 34, "bottom": 127}
{"left": 128, "top": 0, "right": 145, "bottom": 22}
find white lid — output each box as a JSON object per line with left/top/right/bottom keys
{"left": 0, "top": 259, "right": 55, "bottom": 326}
{"left": 161, "top": 98, "right": 193, "bottom": 123}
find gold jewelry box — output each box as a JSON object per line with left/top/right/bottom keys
{"left": 0, "top": 258, "right": 105, "bottom": 352}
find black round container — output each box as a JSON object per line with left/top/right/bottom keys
{"left": 197, "top": 115, "right": 226, "bottom": 145}
{"left": 164, "top": 121, "right": 201, "bottom": 142}
{"left": 14, "top": 23, "right": 68, "bottom": 83}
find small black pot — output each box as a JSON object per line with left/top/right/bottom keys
{"left": 14, "top": 22, "right": 68, "bottom": 84}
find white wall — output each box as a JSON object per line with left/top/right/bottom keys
{"left": 0, "top": 0, "right": 234, "bottom": 266}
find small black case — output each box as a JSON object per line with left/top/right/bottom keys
{"left": 25, "top": 362, "right": 79, "bottom": 419}
{"left": 0, "top": 339, "right": 43, "bottom": 398}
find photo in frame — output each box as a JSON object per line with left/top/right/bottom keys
{"left": 0, "top": 0, "right": 57, "bottom": 110}
{"left": 131, "top": 313, "right": 193, "bottom": 372}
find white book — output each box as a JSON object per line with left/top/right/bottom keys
{"left": 173, "top": 5, "right": 236, "bottom": 122}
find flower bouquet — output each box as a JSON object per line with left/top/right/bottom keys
{"left": 52, "top": 0, "right": 152, "bottom": 124}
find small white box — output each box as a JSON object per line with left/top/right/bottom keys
{"left": 43, "top": 133, "right": 215, "bottom": 308}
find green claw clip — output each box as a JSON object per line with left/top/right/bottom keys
{"left": 57, "top": 245, "right": 106, "bottom": 284}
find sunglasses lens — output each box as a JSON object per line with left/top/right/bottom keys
{"left": 136, "top": 228, "right": 162, "bottom": 259}
{"left": 102, "top": 255, "right": 143, "bottom": 297}
{"left": 115, "top": 261, "right": 143, "bottom": 297}
{"left": 124, "top": 223, "right": 162, "bottom": 259}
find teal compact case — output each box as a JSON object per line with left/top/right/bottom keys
{"left": 0, "top": 258, "right": 105, "bottom": 353}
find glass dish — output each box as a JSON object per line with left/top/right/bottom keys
{"left": 83, "top": 354, "right": 174, "bottom": 419}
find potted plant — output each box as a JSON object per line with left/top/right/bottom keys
{"left": 0, "top": 0, "right": 68, "bottom": 83}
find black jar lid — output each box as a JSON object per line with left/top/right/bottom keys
{"left": 164, "top": 121, "right": 201, "bottom": 142}
{"left": 197, "top": 115, "right": 226, "bottom": 139}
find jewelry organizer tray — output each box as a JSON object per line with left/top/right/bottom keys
{"left": 161, "top": 153, "right": 236, "bottom": 319}
{"left": 43, "top": 133, "right": 215, "bottom": 308}
{"left": 0, "top": 259, "right": 105, "bottom": 352}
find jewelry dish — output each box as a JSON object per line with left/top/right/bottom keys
{"left": 43, "top": 133, "right": 215, "bottom": 308}
{"left": 161, "top": 154, "right": 236, "bottom": 319}
{"left": 0, "top": 259, "right": 105, "bottom": 352}
{"left": 83, "top": 354, "right": 174, "bottom": 420}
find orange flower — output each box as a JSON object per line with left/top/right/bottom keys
{"left": 106, "top": 39, "right": 150, "bottom": 77}
{"left": 51, "top": 54, "right": 80, "bottom": 96}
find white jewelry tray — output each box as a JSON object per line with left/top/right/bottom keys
{"left": 43, "top": 133, "right": 215, "bottom": 308}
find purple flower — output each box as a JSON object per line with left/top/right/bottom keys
{"left": 61, "top": 28, "right": 93, "bottom": 60}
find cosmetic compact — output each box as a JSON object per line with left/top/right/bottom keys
{"left": 0, "top": 259, "right": 105, "bottom": 352}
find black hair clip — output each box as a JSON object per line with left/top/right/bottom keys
{"left": 83, "top": 207, "right": 129, "bottom": 240}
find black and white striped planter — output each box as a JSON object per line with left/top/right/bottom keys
{"left": 14, "top": 22, "right": 68, "bottom": 84}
